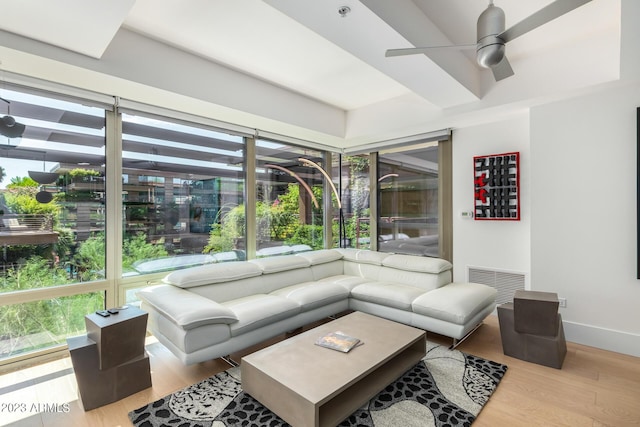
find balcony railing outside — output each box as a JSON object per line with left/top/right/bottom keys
{"left": 0, "top": 214, "right": 58, "bottom": 246}
{"left": 0, "top": 214, "right": 55, "bottom": 232}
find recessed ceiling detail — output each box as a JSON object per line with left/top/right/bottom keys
{"left": 0, "top": 0, "right": 622, "bottom": 146}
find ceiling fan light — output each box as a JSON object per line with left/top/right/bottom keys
{"left": 477, "top": 44, "right": 505, "bottom": 68}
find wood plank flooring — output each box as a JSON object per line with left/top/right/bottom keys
{"left": 0, "top": 314, "right": 638, "bottom": 427}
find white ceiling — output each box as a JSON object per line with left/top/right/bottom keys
{"left": 0, "top": 0, "right": 622, "bottom": 144}
{"left": 122, "top": 0, "right": 618, "bottom": 109}
{"left": 122, "top": 0, "right": 413, "bottom": 110}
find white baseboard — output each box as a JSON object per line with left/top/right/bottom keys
{"left": 563, "top": 320, "right": 640, "bottom": 357}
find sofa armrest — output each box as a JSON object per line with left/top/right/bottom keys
{"left": 136, "top": 285, "right": 238, "bottom": 330}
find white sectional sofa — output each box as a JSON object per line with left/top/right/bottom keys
{"left": 137, "top": 248, "right": 497, "bottom": 365}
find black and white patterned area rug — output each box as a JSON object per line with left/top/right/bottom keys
{"left": 129, "top": 342, "right": 507, "bottom": 427}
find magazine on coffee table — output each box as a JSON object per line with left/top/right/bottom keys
{"left": 315, "top": 331, "right": 363, "bottom": 353}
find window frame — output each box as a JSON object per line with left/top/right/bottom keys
{"left": 0, "top": 79, "right": 452, "bottom": 371}
{"left": 0, "top": 86, "right": 113, "bottom": 370}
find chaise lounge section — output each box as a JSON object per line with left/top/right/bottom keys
{"left": 137, "top": 248, "right": 496, "bottom": 365}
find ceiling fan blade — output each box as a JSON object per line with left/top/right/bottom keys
{"left": 491, "top": 56, "right": 514, "bottom": 81}
{"left": 385, "top": 44, "right": 476, "bottom": 57}
{"left": 499, "top": 0, "right": 592, "bottom": 43}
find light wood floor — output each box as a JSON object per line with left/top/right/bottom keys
{"left": 1, "top": 314, "right": 638, "bottom": 427}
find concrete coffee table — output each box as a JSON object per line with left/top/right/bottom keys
{"left": 241, "top": 311, "right": 426, "bottom": 427}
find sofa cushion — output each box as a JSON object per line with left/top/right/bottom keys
{"left": 336, "top": 248, "right": 389, "bottom": 265}
{"left": 222, "top": 294, "right": 301, "bottom": 336}
{"left": 382, "top": 254, "right": 452, "bottom": 274}
{"left": 411, "top": 282, "right": 497, "bottom": 325}
{"left": 270, "top": 281, "right": 350, "bottom": 310}
{"left": 295, "top": 249, "right": 343, "bottom": 265}
{"left": 343, "top": 262, "right": 383, "bottom": 281}
{"left": 249, "top": 255, "right": 310, "bottom": 274}
{"left": 350, "top": 282, "right": 427, "bottom": 310}
{"left": 137, "top": 285, "right": 238, "bottom": 329}
{"left": 258, "top": 269, "right": 315, "bottom": 294}
{"left": 378, "top": 267, "right": 451, "bottom": 292}
{"left": 149, "top": 310, "right": 231, "bottom": 353}
{"left": 164, "top": 262, "right": 262, "bottom": 288}
{"left": 309, "top": 260, "right": 344, "bottom": 281}
{"left": 315, "top": 274, "right": 368, "bottom": 291}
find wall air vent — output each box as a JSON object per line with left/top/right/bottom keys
{"left": 467, "top": 267, "right": 525, "bottom": 305}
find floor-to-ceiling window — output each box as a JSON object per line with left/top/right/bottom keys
{"left": 0, "top": 86, "right": 108, "bottom": 362}
{"left": 0, "top": 79, "right": 452, "bottom": 368}
{"left": 254, "top": 140, "right": 325, "bottom": 256}
{"left": 333, "top": 154, "right": 371, "bottom": 249}
{"left": 377, "top": 142, "right": 440, "bottom": 257}
{"left": 120, "top": 112, "right": 246, "bottom": 303}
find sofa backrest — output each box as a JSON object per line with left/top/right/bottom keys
{"left": 295, "top": 249, "right": 344, "bottom": 280}
{"left": 336, "top": 248, "right": 388, "bottom": 279}
{"left": 336, "top": 248, "right": 452, "bottom": 292}
{"left": 248, "top": 256, "right": 312, "bottom": 293}
{"left": 379, "top": 254, "right": 452, "bottom": 291}
{"left": 163, "top": 261, "right": 266, "bottom": 302}
{"left": 163, "top": 253, "right": 317, "bottom": 302}
{"left": 161, "top": 248, "right": 453, "bottom": 302}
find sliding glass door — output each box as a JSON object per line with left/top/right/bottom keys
{"left": 377, "top": 142, "right": 440, "bottom": 257}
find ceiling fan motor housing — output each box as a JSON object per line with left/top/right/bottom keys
{"left": 476, "top": 3, "right": 506, "bottom": 68}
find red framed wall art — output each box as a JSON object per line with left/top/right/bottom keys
{"left": 474, "top": 151, "right": 520, "bottom": 220}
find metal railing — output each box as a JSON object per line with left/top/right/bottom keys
{"left": 0, "top": 214, "right": 54, "bottom": 231}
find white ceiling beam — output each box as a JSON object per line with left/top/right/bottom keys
{"left": 0, "top": 0, "right": 136, "bottom": 58}
{"left": 265, "top": 0, "right": 480, "bottom": 109}
{"left": 359, "top": 0, "right": 482, "bottom": 102}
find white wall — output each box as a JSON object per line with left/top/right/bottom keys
{"left": 445, "top": 0, "right": 640, "bottom": 357}
{"left": 451, "top": 115, "right": 531, "bottom": 287}
{"left": 530, "top": 82, "right": 640, "bottom": 356}
{"left": 451, "top": 84, "right": 640, "bottom": 357}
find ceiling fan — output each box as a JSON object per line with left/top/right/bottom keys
{"left": 385, "top": 0, "right": 593, "bottom": 81}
